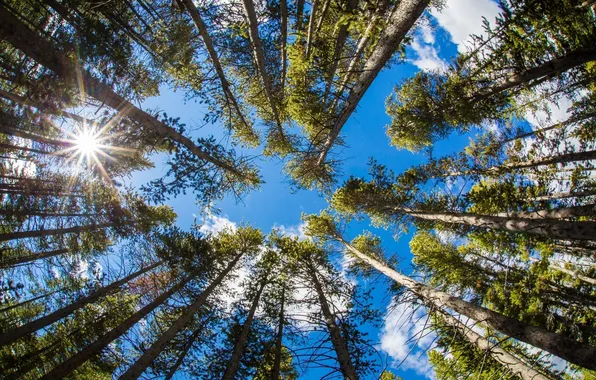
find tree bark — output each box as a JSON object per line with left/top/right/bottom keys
{"left": 316, "top": 0, "right": 429, "bottom": 165}
{"left": 0, "top": 248, "right": 69, "bottom": 268}
{"left": 0, "top": 125, "right": 72, "bottom": 148}
{"left": 270, "top": 286, "right": 285, "bottom": 380}
{"left": 549, "top": 264, "right": 596, "bottom": 286}
{"left": 39, "top": 268, "right": 198, "bottom": 379}
{"left": 495, "top": 204, "right": 596, "bottom": 220}
{"left": 162, "top": 327, "right": 203, "bottom": 380}
{"left": 305, "top": 0, "right": 320, "bottom": 59}
{"left": 437, "top": 312, "right": 550, "bottom": 380}
{"left": 120, "top": 252, "right": 245, "bottom": 380}
{"left": 473, "top": 47, "right": 596, "bottom": 102}
{"left": 528, "top": 190, "right": 596, "bottom": 202}
{"left": 308, "top": 262, "right": 359, "bottom": 380}
{"left": 295, "top": 0, "right": 305, "bottom": 31}
{"left": 0, "top": 222, "right": 120, "bottom": 242}
{"left": 280, "top": 0, "right": 288, "bottom": 96}
{"left": 0, "top": 261, "right": 162, "bottom": 347}
{"left": 339, "top": 238, "right": 596, "bottom": 370}
{"left": 178, "top": 0, "right": 252, "bottom": 134}
{"left": 240, "top": 0, "right": 285, "bottom": 139}
{"left": 0, "top": 7, "right": 245, "bottom": 178}
{"left": 403, "top": 208, "right": 596, "bottom": 242}
{"left": 221, "top": 278, "right": 268, "bottom": 380}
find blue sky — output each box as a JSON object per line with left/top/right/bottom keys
{"left": 130, "top": 1, "right": 502, "bottom": 378}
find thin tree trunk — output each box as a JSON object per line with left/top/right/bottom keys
{"left": 0, "top": 222, "right": 118, "bottom": 242}
{"left": 0, "top": 287, "right": 65, "bottom": 314}
{"left": 38, "top": 268, "right": 198, "bottom": 379}
{"left": 120, "top": 252, "right": 245, "bottom": 380}
{"left": 323, "top": 0, "right": 358, "bottom": 104}
{"left": 0, "top": 248, "right": 69, "bottom": 268}
{"left": 0, "top": 125, "right": 72, "bottom": 148}
{"left": 528, "top": 190, "right": 596, "bottom": 202}
{"left": 308, "top": 262, "right": 359, "bottom": 380}
{"left": 221, "top": 279, "right": 268, "bottom": 380}
{"left": 280, "top": 0, "right": 288, "bottom": 96}
{"left": 0, "top": 261, "right": 162, "bottom": 347}
{"left": 316, "top": 0, "right": 429, "bottom": 166}
{"left": 162, "top": 327, "right": 203, "bottom": 380}
{"left": 437, "top": 312, "right": 550, "bottom": 380}
{"left": 402, "top": 208, "right": 596, "bottom": 242}
{"left": 0, "top": 8, "right": 245, "bottom": 178}
{"left": 305, "top": 0, "right": 320, "bottom": 59}
{"left": 338, "top": 238, "right": 596, "bottom": 370}
{"left": 449, "top": 149, "right": 596, "bottom": 177}
{"left": 0, "top": 209, "right": 96, "bottom": 218}
{"left": 503, "top": 111, "right": 596, "bottom": 144}
{"left": 270, "top": 286, "right": 285, "bottom": 380}
{"left": 178, "top": 0, "right": 252, "bottom": 135}
{"left": 472, "top": 47, "right": 596, "bottom": 102}
{"left": 295, "top": 0, "right": 305, "bottom": 31}
{"left": 240, "top": 0, "right": 285, "bottom": 139}
{"left": 549, "top": 264, "right": 596, "bottom": 286}
{"left": 0, "top": 142, "right": 60, "bottom": 156}
{"left": 495, "top": 204, "right": 596, "bottom": 219}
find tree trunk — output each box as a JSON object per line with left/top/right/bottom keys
{"left": 0, "top": 287, "right": 65, "bottom": 313}
{"left": 39, "top": 268, "right": 198, "bottom": 379}
{"left": 0, "top": 248, "right": 69, "bottom": 268}
{"left": 0, "top": 222, "right": 119, "bottom": 242}
{"left": 162, "top": 327, "right": 203, "bottom": 380}
{"left": 339, "top": 238, "right": 596, "bottom": 370}
{"left": 323, "top": 0, "right": 359, "bottom": 105}
{"left": 308, "top": 262, "right": 359, "bottom": 380}
{"left": 178, "top": 0, "right": 252, "bottom": 135}
{"left": 437, "top": 312, "right": 550, "bottom": 380}
{"left": 270, "top": 286, "right": 285, "bottom": 380}
{"left": 550, "top": 264, "right": 596, "bottom": 286}
{"left": 528, "top": 190, "right": 596, "bottom": 202}
{"left": 120, "top": 252, "right": 245, "bottom": 380}
{"left": 316, "top": 0, "right": 429, "bottom": 166}
{"left": 0, "top": 7, "right": 245, "bottom": 178}
{"left": 473, "top": 47, "right": 596, "bottom": 102}
{"left": 0, "top": 261, "right": 162, "bottom": 347}
{"left": 403, "top": 208, "right": 596, "bottom": 242}
{"left": 221, "top": 278, "right": 268, "bottom": 380}
{"left": 240, "top": 0, "right": 285, "bottom": 139}
{"left": 0, "top": 125, "right": 72, "bottom": 148}
{"left": 503, "top": 111, "right": 596, "bottom": 144}
{"left": 305, "top": 0, "right": 320, "bottom": 59}
{"left": 295, "top": 0, "right": 305, "bottom": 31}
{"left": 280, "top": 0, "right": 288, "bottom": 96}
{"left": 495, "top": 204, "right": 596, "bottom": 219}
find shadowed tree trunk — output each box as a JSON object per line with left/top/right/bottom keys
{"left": 0, "top": 261, "right": 163, "bottom": 347}
{"left": 221, "top": 278, "right": 268, "bottom": 380}
{"left": 38, "top": 268, "right": 199, "bottom": 379}
{"left": 120, "top": 252, "right": 245, "bottom": 380}
{"left": 307, "top": 261, "right": 359, "bottom": 380}
{"left": 0, "top": 248, "right": 69, "bottom": 269}
{"left": 270, "top": 286, "right": 285, "bottom": 380}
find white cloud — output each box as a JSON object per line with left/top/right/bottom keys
{"left": 198, "top": 214, "right": 237, "bottom": 235}
{"left": 272, "top": 222, "right": 308, "bottom": 240}
{"left": 431, "top": 0, "right": 501, "bottom": 53}
{"left": 380, "top": 300, "right": 437, "bottom": 379}
{"left": 410, "top": 38, "right": 448, "bottom": 72}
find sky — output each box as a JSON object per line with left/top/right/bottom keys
{"left": 129, "top": 1, "right": 504, "bottom": 378}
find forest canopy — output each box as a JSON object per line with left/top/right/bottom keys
{"left": 0, "top": 0, "right": 595, "bottom": 379}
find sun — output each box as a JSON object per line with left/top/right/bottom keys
{"left": 75, "top": 128, "right": 100, "bottom": 156}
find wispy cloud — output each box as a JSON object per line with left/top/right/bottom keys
{"left": 409, "top": 23, "right": 448, "bottom": 72}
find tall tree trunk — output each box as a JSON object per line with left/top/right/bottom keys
{"left": 0, "top": 87, "right": 88, "bottom": 124}
{"left": 305, "top": 0, "right": 320, "bottom": 59}
{"left": 162, "top": 327, "right": 203, "bottom": 380}
{"left": 0, "top": 7, "right": 245, "bottom": 178}
{"left": 548, "top": 263, "right": 596, "bottom": 286}
{"left": 240, "top": 0, "right": 285, "bottom": 139}
{"left": 295, "top": 0, "right": 305, "bottom": 31}
{"left": 221, "top": 278, "right": 268, "bottom": 380}
{"left": 0, "top": 287, "right": 65, "bottom": 313}
{"left": 0, "top": 222, "right": 119, "bottom": 242}
{"left": 280, "top": 0, "right": 288, "bottom": 97}
{"left": 177, "top": 0, "right": 252, "bottom": 136}
{"left": 0, "top": 125, "right": 72, "bottom": 148}
{"left": 0, "top": 261, "right": 162, "bottom": 347}
{"left": 120, "top": 252, "right": 245, "bottom": 380}
{"left": 402, "top": 208, "right": 596, "bottom": 242}
{"left": 437, "top": 312, "right": 550, "bottom": 380}
{"left": 495, "top": 204, "right": 596, "bottom": 219}
{"left": 323, "top": 0, "right": 359, "bottom": 105}
{"left": 38, "top": 268, "right": 199, "bottom": 379}
{"left": 528, "top": 190, "right": 596, "bottom": 202}
{"left": 0, "top": 248, "right": 69, "bottom": 269}
{"left": 308, "top": 262, "right": 359, "bottom": 380}
{"left": 472, "top": 47, "right": 596, "bottom": 102}
{"left": 270, "top": 286, "right": 285, "bottom": 380}
{"left": 316, "top": 0, "right": 429, "bottom": 166}
{"left": 503, "top": 111, "right": 596, "bottom": 144}
{"left": 338, "top": 238, "right": 596, "bottom": 370}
